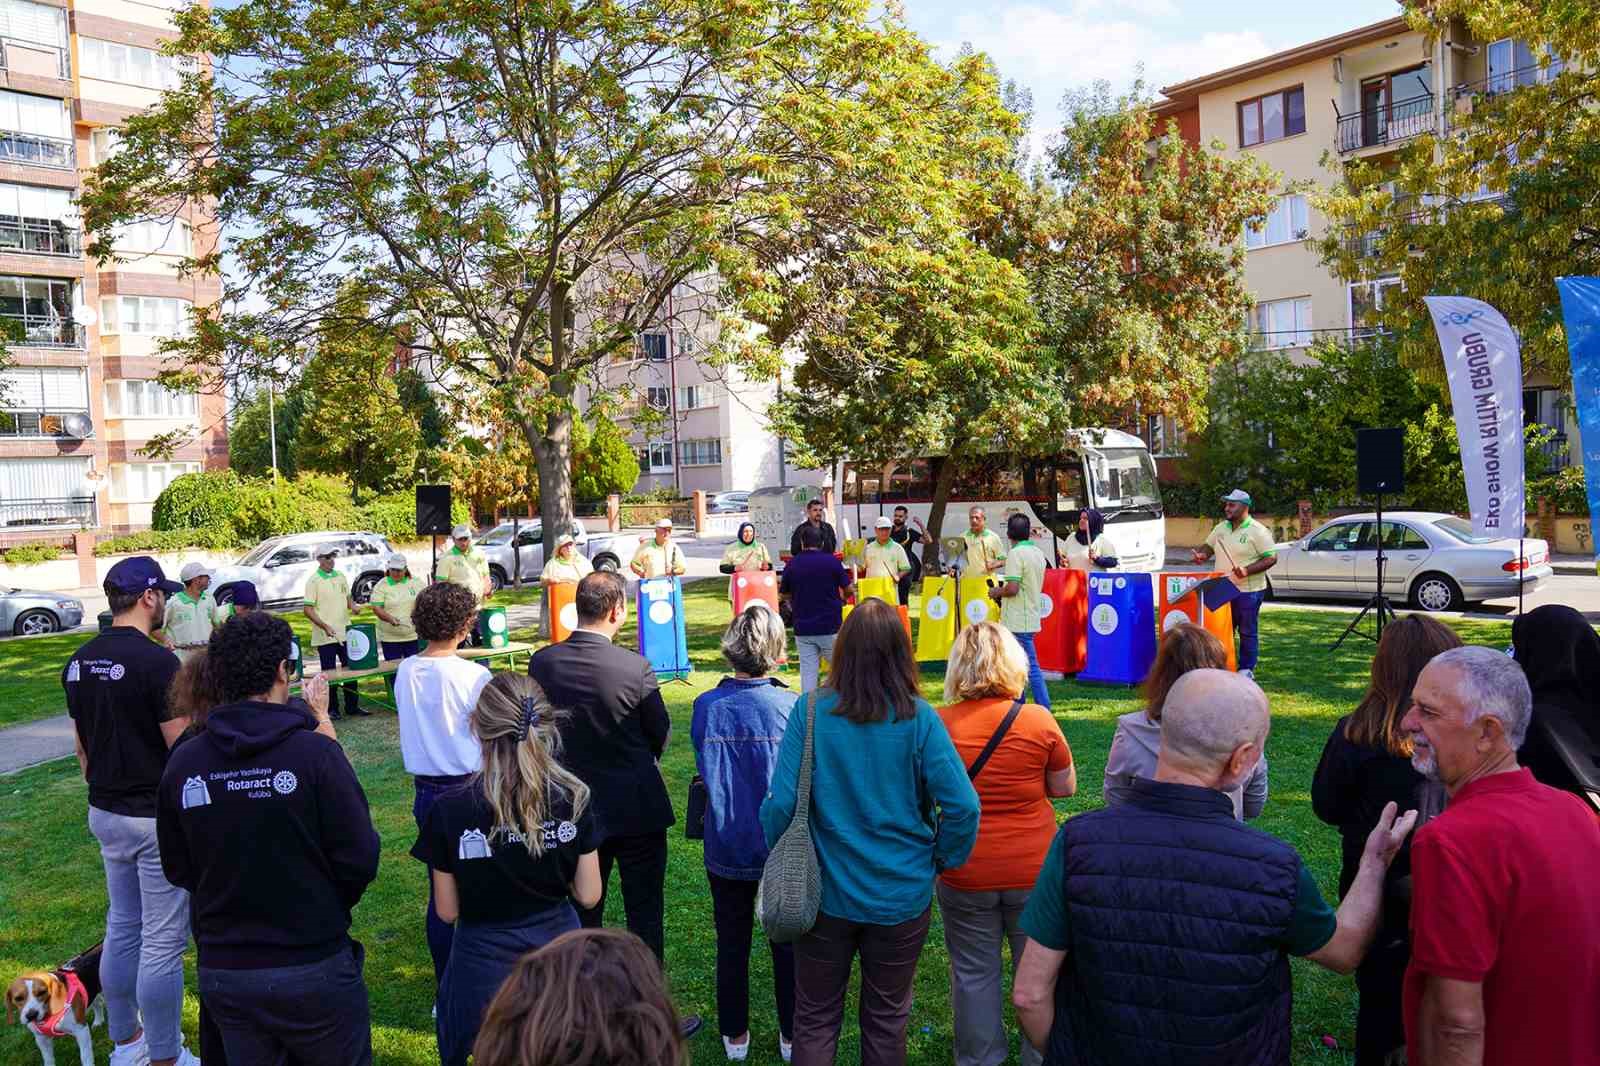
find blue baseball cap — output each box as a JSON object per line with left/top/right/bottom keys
{"left": 231, "top": 581, "right": 260, "bottom": 608}
{"left": 105, "top": 556, "right": 183, "bottom": 596}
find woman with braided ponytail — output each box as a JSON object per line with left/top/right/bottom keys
{"left": 411, "top": 671, "right": 603, "bottom": 1066}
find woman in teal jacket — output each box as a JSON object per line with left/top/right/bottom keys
{"left": 760, "top": 598, "right": 979, "bottom": 1066}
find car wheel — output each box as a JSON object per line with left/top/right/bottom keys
{"left": 489, "top": 565, "right": 508, "bottom": 592}
{"left": 593, "top": 553, "right": 620, "bottom": 574}
{"left": 351, "top": 573, "right": 382, "bottom": 604}
{"left": 1410, "top": 572, "right": 1463, "bottom": 613}
{"left": 14, "top": 608, "right": 59, "bottom": 636}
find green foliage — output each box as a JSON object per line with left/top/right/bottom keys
{"left": 571, "top": 416, "right": 640, "bottom": 502}
{"left": 1531, "top": 465, "right": 1587, "bottom": 514}
{"left": 228, "top": 477, "right": 363, "bottom": 543}
{"left": 622, "top": 485, "right": 682, "bottom": 504}
{"left": 228, "top": 381, "right": 306, "bottom": 479}
{"left": 2, "top": 543, "right": 67, "bottom": 565}
{"left": 394, "top": 368, "right": 448, "bottom": 450}
{"left": 151, "top": 470, "right": 245, "bottom": 532}
{"left": 94, "top": 527, "right": 241, "bottom": 556}
{"left": 356, "top": 490, "right": 469, "bottom": 543}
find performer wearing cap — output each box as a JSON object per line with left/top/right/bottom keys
{"left": 369, "top": 552, "right": 423, "bottom": 670}
{"left": 541, "top": 534, "right": 595, "bottom": 587}
{"left": 303, "top": 543, "right": 365, "bottom": 718}
{"left": 863, "top": 516, "right": 912, "bottom": 583}
{"left": 162, "top": 561, "right": 214, "bottom": 661}
{"left": 211, "top": 580, "right": 260, "bottom": 625}
{"left": 631, "top": 518, "right": 688, "bottom": 579}
{"left": 1191, "top": 488, "right": 1278, "bottom": 679}
{"left": 438, "top": 524, "right": 493, "bottom": 604}
{"left": 962, "top": 506, "right": 1007, "bottom": 575}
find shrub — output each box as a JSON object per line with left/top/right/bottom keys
{"left": 229, "top": 480, "right": 362, "bottom": 543}
{"left": 152, "top": 470, "right": 245, "bottom": 531}
{"left": 622, "top": 484, "right": 680, "bottom": 504}
{"left": 1531, "top": 466, "right": 1587, "bottom": 515}
{"left": 94, "top": 527, "right": 241, "bottom": 557}
{"left": 2, "top": 542, "right": 67, "bottom": 565}
{"left": 358, "top": 490, "right": 470, "bottom": 542}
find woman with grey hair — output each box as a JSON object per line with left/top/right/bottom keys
{"left": 691, "top": 603, "right": 798, "bottom": 1062}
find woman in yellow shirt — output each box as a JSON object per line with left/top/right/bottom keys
{"left": 540, "top": 535, "right": 595, "bottom": 587}
{"left": 720, "top": 522, "right": 772, "bottom": 604}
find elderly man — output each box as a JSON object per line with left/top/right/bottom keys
{"left": 631, "top": 517, "right": 688, "bottom": 579}
{"left": 162, "top": 561, "right": 214, "bottom": 660}
{"left": 1013, "top": 670, "right": 1416, "bottom": 1066}
{"left": 962, "top": 506, "right": 1006, "bottom": 576}
{"left": 438, "top": 523, "right": 492, "bottom": 603}
{"left": 1400, "top": 646, "right": 1600, "bottom": 1066}
{"left": 862, "top": 516, "right": 911, "bottom": 584}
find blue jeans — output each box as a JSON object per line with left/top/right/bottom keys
{"left": 414, "top": 775, "right": 473, "bottom": 984}
{"left": 795, "top": 633, "right": 836, "bottom": 694}
{"left": 1233, "top": 590, "right": 1266, "bottom": 671}
{"left": 1011, "top": 631, "right": 1051, "bottom": 709}
{"left": 437, "top": 906, "right": 579, "bottom": 1066}
{"left": 200, "top": 939, "right": 370, "bottom": 1066}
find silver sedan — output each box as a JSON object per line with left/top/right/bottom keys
{"left": 1, "top": 586, "right": 86, "bottom": 636}
{"left": 1267, "top": 511, "right": 1551, "bottom": 612}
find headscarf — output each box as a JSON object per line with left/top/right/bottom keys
{"left": 1074, "top": 507, "right": 1105, "bottom": 546}
{"left": 737, "top": 522, "right": 756, "bottom": 545}
{"left": 1512, "top": 604, "right": 1600, "bottom": 711}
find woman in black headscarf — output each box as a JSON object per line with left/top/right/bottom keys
{"left": 1061, "top": 508, "right": 1115, "bottom": 571}
{"left": 1512, "top": 603, "right": 1600, "bottom": 795}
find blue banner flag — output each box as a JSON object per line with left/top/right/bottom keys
{"left": 1555, "top": 277, "right": 1600, "bottom": 574}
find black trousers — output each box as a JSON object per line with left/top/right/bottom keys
{"left": 576, "top": 830, "right": 668, "bottom": 961}
{"left": 199, "top": 940, "right": 370, "bottom": 1066}
{"left": 708, "top": 872, "right": 796, "bottom": 1041}
{"left": 317, "top": 642, "right": 359, "bottom": 714}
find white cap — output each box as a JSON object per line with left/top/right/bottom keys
{"left": 874, "top": 516, "right": 893, "bottom": 529}
{"left": 179, "top": 561, "right": 208, "bottom": 582}
{"left": 655, "top": 518, "right": 673, "bottom": 530}
{"left": 385, "top": 553, "right": 408, "bottom": 569}
{"left": 556, "top": 533, "right": 575, "bottom": 548}
{"left": 451, "top": 524, "right": 471, "bottom": 539}
{"left": 316, "top": 543, "right": 338, "bottom": 558}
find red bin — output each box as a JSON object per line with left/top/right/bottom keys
{"left": 1036, "top": 568, "right": 1087, "bottom": 675}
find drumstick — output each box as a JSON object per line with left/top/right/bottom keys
{"left": 1214, "top": 537, "right": 1244, "bottom": 582}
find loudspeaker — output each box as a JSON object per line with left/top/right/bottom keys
{"left": 416, "top": 485, "right": 453, "bottom": 536}
{"left": 1356, "top": 427, "right": 1405, "bottom": 495}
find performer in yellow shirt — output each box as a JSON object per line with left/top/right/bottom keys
{"left": 541, "top": 534, "right": 595, "bottom": 586}
{"left": 961, "top": 506, "right": 1007, "bottom": 575}
{"left": 1190, "top": 489, "right": 1278, "bottom": 679}
{"left": 631, "top": 518, "right": 688, "bottom": 578}
{"left": 438, "top": 523, "right": 492, "bottom": 603}
{"left": 303, "top": 544, "right": 365, "bottom": 717}
{"left": 720, "top": 521, "right": 771, "bottom": 603}
{"left": 863, "top": 516, "right": 912, "bottom": 582}
{"left": 161, "top": 561, "right": 214, "bottom": 661}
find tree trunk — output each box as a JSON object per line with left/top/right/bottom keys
{"left": 529, "top": 405, "right": 575, "bottom": 563}
{"left": 925, "top": 454, "right": 961, "bottom": 573}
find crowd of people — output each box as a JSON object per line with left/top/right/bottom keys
{"left": 52, "top": 525, "right": 1600, "bottom": 1066}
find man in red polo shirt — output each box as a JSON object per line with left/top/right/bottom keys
{"left": 1400, "top": 646, "right": 1600, "bottom": 1066}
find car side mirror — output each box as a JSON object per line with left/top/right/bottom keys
{"left": 1298, "top": 538, "right": 1308, "bottom": 550}
{"left": 263, "top": 558, "right": 278, "bottom": 569}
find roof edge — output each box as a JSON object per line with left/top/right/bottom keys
{"left": 1156, "top": 15, "right": 1413, "bottom": 105}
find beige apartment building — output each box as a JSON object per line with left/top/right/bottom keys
{"left": 0, "top": 0, "right": 223, "bottom": 539}
{"left": 1153, "top": 15, "right": 1577, "bottom": 468}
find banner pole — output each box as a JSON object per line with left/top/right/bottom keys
{"left": 1518, "top": 534, "right": 1525, "bottom": 616}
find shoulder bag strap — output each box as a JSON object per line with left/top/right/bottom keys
{"left": 967, "top": 697, "right": 1025, "bottom": 781}
{"left": 792, "top": 691, "right": 818, "bottom": 829}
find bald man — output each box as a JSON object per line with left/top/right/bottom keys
{"left": 1012, "top": 671, "right": 1417, "bottom": 1066}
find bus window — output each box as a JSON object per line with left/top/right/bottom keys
{"left": 884, "top": 459, "right": 933, "bottom": 501}
{"left": 1092, "top": 448, "right": 1163, "bottom": 513}
{"left": 1056, "top": 464, "right": 1086, "bottom": 513}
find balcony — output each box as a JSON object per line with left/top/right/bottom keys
{"left": 0, "top": 407, "right": 92, "bottom": 439}
{"left": 1336, "top": 92, "right": 1436, "bottom": 154}
{"left": 0, "top": 217, "right": 78, "bottom": 257}
{"left": 0, "top": 37, "right": 70, "bottom": 81}
{"left": 2, "top": 316, "right": 85, "bottom": 348}
{"left": 0, "top": 130, "right": 72, "bottom": 169}
{"left": 1248, "top": 326, "right": 1390, "bottom": 351}
{"left": 0, "top": 495, "right": 96, "bottom": 529}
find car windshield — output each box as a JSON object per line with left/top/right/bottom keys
{"left": 477, "top": 525, "right": 515, "bottom": 546}
{"left": 1433, "top": 516, "right": 1497, "bottom": 544}
{"left": 237, "top": 539, "right": 284, "bottom": 566}
{"left": 1086, "top": 447, "right": 1163, "bottom": 513}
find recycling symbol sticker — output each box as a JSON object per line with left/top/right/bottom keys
{"left": 964, "top": 598, "right": 990, "bottom": 625}
{"left": 925, "top": 596, "right": 950, "bottom": 621}
{"left": 346, "top": 628, "right": 372, "bottom": 661}
{"left": 1091, "top": 603, "right": 1119, "bottom": 636}
{"left": 1162, "top": 609, "right": 1190, "bottom": 633}
{"left": 1039, "top": 594, "right": 1054, "bottom": 619}
{"left": 648, "top": 600, "right": 674, "bottom": 625}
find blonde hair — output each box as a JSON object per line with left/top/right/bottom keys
{"left": 472, "top": 673, "right": 590, "bottom": 856}
{"left": 944, "top": 622, "right": 1029, "bottom": 703}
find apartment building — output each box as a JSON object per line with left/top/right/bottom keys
{"left": 0, "top": 0, "right": 223, "bottom": 539}
{"left": 1153, "top": 15, "right": 1578, "bottom": 468}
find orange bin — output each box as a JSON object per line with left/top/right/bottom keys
{"left": 549, "top": 581, "right": 579, "bottom": 643}
{"left": 1157, "top": 572, "right": 1237, "bottom": 671}
{"left": 1036, "top": 569, "right": 1088, "bottom": 675}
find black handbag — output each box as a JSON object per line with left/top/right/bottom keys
{"left": 686, "top": 775, "right": 707, "bottom": 840}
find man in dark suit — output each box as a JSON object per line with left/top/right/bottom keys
{"left": 528, "top": 571, "right": 702, "bottom": 1038}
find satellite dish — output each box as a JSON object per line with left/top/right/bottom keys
{"left": 61, "top": 412, "right": 93, "bottom": 439}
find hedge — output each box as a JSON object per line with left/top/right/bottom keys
{"left": 151, "top": 470, "right": 246, "bottom": 532}
{"left": 2, "top": 543, "right": 68, "bottom": 565}
{"left": 95, "top": 527, "right": 241, "bottom": 557}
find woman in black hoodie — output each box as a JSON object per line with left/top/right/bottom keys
{"left": 156, "top": 611, "right": 381, "bottom": 1066}
{"left": 1513, "top": 603, "right": 1600, "bottom": 805}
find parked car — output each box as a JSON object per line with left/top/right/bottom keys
{"left": 1, "top": 586, "right": 85, "bottom": 636}
{"left": 707, "top": 490, "right": 751, "bottom": 514}
{"left": 477, "top": 520, "right": 627, "bottom": 590}
{"left": 209, "top": 531, "right": 401, "bottom": 609}
{"left": 1267, "top": 511, "right": 1550, "bottom": 612}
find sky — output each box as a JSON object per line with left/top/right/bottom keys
{"left": 901, "top": 0, "right": 1404, "bottom": 153}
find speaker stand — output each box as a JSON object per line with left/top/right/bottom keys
{"left": 1330, "top": 491, "right": 1396, "bottom": 650}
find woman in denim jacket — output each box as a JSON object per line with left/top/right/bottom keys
{"left": 691, "top": 602, "right": 798, "bottom": 1062}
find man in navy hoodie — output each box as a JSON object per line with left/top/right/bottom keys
{"left": 156, "top": 611, "right": 381, "bottom": 1066}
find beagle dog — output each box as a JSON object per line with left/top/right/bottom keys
{"left": 7, "top": 943, "right": 104, "bottom": 1066}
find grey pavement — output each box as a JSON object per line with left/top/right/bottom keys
{"left": 1, "top": 714, "right": 78, "bottom": 776}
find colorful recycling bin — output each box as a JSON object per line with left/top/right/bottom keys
{"left": 637, "top": 577, "right": 690, "bottom": 678}
{"left": 732, "top": 571, "right": 781, "bottom": 615}
{"left": 916, "top": 575, "right": 957, "bottom": 661}
{"left": 856, "top": 575, "right": 898, "bottom": 606}
{"left": 1078, "top": 571, "right": 1158, "bottom": 686}
{"left": 344, "top": 621, "right": 379, "bottom": 670}
{"left": 1036, "top": 568, "right": 1088, "bottom": 674}
{"left": 548, "top": 582, "right": 578, "bottom": 643}
{"left": 958, "top": 576, "right": 1000, "bottom": 628}
{"left": 1158, "top": 571, "right": 1238, "bottom": 670}
{"left": 477, "top": 606, "right": 509, "bottom": 649}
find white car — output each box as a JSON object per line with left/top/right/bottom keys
{"left": 210, "top": 531, "right": 400, "bottom": 609}
{"left": 477, "top": 520, "right": 627, "bottom": 590}
{"left": 1267, "top": 511, "right": 1551, "bottom": 612}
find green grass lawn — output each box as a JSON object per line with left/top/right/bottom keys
{"left": 0, "top": 583, "right": 1513, "bottom": 1065}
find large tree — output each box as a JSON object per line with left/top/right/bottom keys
{"left": 80, "top": 0, "right": 1002, "bottom": 559}
{"left": 1315, "top": 1, "right": 1600, "bottom": 380}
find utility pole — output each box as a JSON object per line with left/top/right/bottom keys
{"left": 267, "top": 379, "right": 279, "bottom": 482}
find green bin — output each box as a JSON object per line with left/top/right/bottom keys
{"left": 287, "top": 635, "right": 304, "bottom": 680}
{"left": 478, "top": 607, "right": 509, "bottom": 649}
{"left": 344, "top": 622, "right": 379, "bottom": 669}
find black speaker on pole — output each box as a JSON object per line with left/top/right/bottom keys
{"left": 416, "top": 485, "right": 454, "bottom": 536}
{"left": 1356, "top": 427, "right": 1405, "bottom": 495}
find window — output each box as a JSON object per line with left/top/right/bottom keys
{"left": 676, "top": 384, "right": 716, "bottom": 409}
{"left": 1146, "top": 413, "right": 1186, "bottom": 457}
{"left": 1249, "top": 296, "right": 1313, "bottom": 349}
{"left": 109, "top": 460, "right": 198, "bottom": 502}
{"left": 640, "top": 332, "right": 668, "bottom": 361}
{"left": 105, "top": 379, "right": 197, "bottom": 418}
{"left": 98, "top": 295, "right": 193, "bottom": 337}
{"left": 0, "top": 0, "right": 67, "bottom": 49}
{"left": 1349, "top": 277, "right": 1402, "bottom": 335}
{"left": 1238, "top": 86, "right": 1305, "bottom": 147}
{"left": 883, "top": 458, "right": 934, "bottom": 500}
{"left": 268, "top": 545, "right": 312, "bottom": 568}
{"left": 0, "top": 90, "right": 70, "bottom": 167}
{"left": 112, "top": 218, "right": 191, "bottom": 257}
{"left": 0, "top": 366, "right": 87, "bottom": 436}
{"left": 79, "top": 38, "right": 191, "bottom": 91}
{"left": 1244, "top": 194, "right": 1309, "bottom": 248}
{"left": 0, "top": 182, "right": 77, "bottom": 255}
{"left": 1487, "top": 39, "right": 1562, "bottom": 94}
{"left": 1307, "top": 522, "right": 1366, "bottom": 551}
{"left": 90, "top": 128, "right": 121, "bottom": 165}
{"left": 1371, "top": 522, "right": 1429, "bottom": 550}
{"left": 678, "top": 438, "right": 722, "bottom": 466}
{"left": 646, "top": 440, "right": 673, "bottom": 472}
{"left": 0, "top": 274, "right": 76, "bottom": 345}
{"left": 644, "top": 386, "right": 669, "bottom": 409}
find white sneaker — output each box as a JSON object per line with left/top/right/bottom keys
{"left": 723, "top": 1035, "right": 750, "bottom": 1061}
{"left": 173, "top": 1047, "right": 203, "bottom": 1066}
{"left": 108, "top": 1037, "right": 151, "bottom": 1066}
{"left": 780, "top": 1036, "right": 793, "bottom": 1063}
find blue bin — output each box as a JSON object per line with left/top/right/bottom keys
{"left": 1078, "top": 571, "right": 1158, "bottom": 686}
{"left": 637, "top": 577, "right": 691, "bottom": 679}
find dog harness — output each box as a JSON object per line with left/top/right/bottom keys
{"left": 31, "top": 970, "right": 88, "bottom": 1039}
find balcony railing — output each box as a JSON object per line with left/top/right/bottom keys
{"left": 1337, "top": 92, "right": 1436, "bottom": 154}
{"left": 0, "top": 495, "right": 96, "bottom": 529}
{"left": 0, "top": 407, "right": 91, "bottom": 438}
{"left": 0, "top": 130, "right": 73, "bottom": 170}
{"left": 1248, "top": 326, "right": 1391, "bottom": 351}
{"left": 0, "top": 37, "right": 71, "bottom": 80}
{"left": 0, "top": 218, "right": 79, "bottom": 257}
{"left": 2, "top": 317, "right": 85, "bottom": 348}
